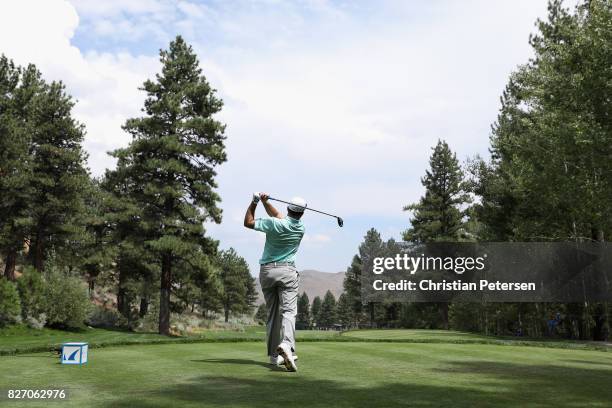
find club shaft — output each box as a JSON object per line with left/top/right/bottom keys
{"left": 268, "top": 197, "right": 339, "bottom": 219}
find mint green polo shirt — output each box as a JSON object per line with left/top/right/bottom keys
{"left": 254, "top": 216, "right": 305, "bottom": 264}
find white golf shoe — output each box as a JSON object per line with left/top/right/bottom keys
{"left": 269, "top": 354, "right": 298, "bottom": 366}
{"left": 276, "top": 343, "right": 298, "bottom": 372}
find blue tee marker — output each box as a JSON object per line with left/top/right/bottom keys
{"left": 61, "top": 342, "right": 88, "bottom": 365}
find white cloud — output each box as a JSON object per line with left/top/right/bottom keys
{"left": 0, "top": 0, "right": 160, "bottom": 175}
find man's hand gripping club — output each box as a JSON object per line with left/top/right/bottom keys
{"left": 244, "top": 192, "right": 283, "bottom": 229}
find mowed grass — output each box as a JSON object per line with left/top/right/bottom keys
{"left": 1, "top": 341, "right": 611, "bottom": 408}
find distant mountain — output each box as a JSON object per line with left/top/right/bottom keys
{"left": 254, "top": 269, "right": 345, "bottom": 304}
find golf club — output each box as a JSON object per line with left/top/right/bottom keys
{"left": 268, "top": 196, "right": 344, "bottom": 227}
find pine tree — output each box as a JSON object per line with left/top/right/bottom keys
{"left": 0, "top": 59, "right": 41, "bottom": 279}
{"left": 102, "top": 169, "right": 159, "bottom": 321}
{"left": 110, "top": 36, "right": 226, "bottom": 334}
{"left": 403, "top": 140, "right": 470, "bottom": 243}
{"left": 311, "top": 296, "right": 322, "bottom": 328}
{"left": 336, "top": 293, "right": 353, "bottom": 328}
{"left": 403, "top": 140, "right": 470, "bottom": 329}
{"left": 218, "top": 248, "right": 255, "bottom": 322}
{"left": 319, "top": 290, "right": 337, "bottom": 328}
{"left": 296, "top": 292, "right": 311, "bottom": 329}
{"left": 343, "top": 228, "right": 387, "bottom": 327}
{"left": 26, "top": 79, "right": 90, "bottom": 271}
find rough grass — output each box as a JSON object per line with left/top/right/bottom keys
{"left": 1, "top": 341, "right": 611, "bottom": 407}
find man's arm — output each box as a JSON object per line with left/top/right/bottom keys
{"left": 260, "top": 193, "right": 284, "bottom": 219}
{"left": 243, "top": 194, "right": 259, "bottom": 229}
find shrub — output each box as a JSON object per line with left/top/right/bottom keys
{"left": 24, "top": 314, "right": 47, "bottom": 329}
{"left": 16, "top": 266, "right": 46, "bottom": 322}
{"left": 44, "top": 272, "right": 91, "bottom": 329}
{"left": 87, "top": 305, "right": 128, "bottom": 329}
{"left": 0, "top": 278, "right": 22, "bottom": 327}
{"left": 135, "top": 297, "right": 159, "bottom": 333}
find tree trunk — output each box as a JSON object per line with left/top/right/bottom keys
{"left": 117, "top": 268, "right": 128, "bottom": 319}
{"left": 594, "top": 229, "right": 608, "bottom": 341}
{"left": 159, "top": 255, "right": 172, "bottom": 335}
{"left": 139, "top": 297, "right": 149, "bottom": 318}
{"left": 30, "top": 231, "right": 45, "bottom": 271}
{"left": 224, "top": 307, "right": 229, "bottom": 323}
{"left": 439, "top": 303, "right": 449, "bottom": 330}
{"left": 4, "top": 250, "right": 17, "bottom": 280}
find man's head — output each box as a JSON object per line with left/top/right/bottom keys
{"left": 287, "top": 196, "right": 307, "bottom": 220}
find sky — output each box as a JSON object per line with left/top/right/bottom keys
{"left": 0, "top": 0, "right": 575, "bottom": 274}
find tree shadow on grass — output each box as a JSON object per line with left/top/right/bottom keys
{"left": 101, "top": 359, "right": 612, "bottom": 408}
{"left": 437, "top": 360, "right": 612, "bottom": 407}
{"left": 102, "top": 376, "right": 507, "bottom": 408}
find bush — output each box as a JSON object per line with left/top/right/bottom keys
{"left": 24, "top": 314, "right": 47, "bottom": 329}
{"left": 16, "top": 266, "right": 46, "bottom": 322}
{"left": 87, "top": 305, "right": 128, "bottom": 329}
{"left": 44, "top": 272, "right": 91, "bottom": 329}
{"left": 135, "top": 297, "right": 159, "bottom": 333}
{"left": 0, "top": 278, "right": 22, "bottom": 327}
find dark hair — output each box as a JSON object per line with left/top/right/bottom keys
{"left": 287, "top": 209, "right": 304, "bottom": 220}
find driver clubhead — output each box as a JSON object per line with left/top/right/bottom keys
{"left": 337, "top": 217, "right": 344, "bottom": 227}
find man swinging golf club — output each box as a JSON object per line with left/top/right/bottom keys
{"left": 244, "top": 192, "right": 305, "bottom": 372}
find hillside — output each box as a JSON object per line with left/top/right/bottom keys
{"left": 254, "top": 269, "right": 345, "bottom": 303}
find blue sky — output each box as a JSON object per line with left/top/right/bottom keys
{"left": 0, "top": 0, "right": 576, "bottom": 274}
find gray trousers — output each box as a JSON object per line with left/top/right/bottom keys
{"left": 259, "top": 264, "right": 299, "bottom": 356}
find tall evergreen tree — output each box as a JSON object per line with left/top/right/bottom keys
{"left": 319, "top": 290, "right": 337, "bottom": 328}
{"left": 111, "top": 36, "right": 226, "bottom": 334}
{"left": 311, "top": 296, "right": 322, "bottom": 328}
{"left": 343, "top": 228, "right": 387, "bottom": 327}
{"left": 296, "top": 292, "right": 311, "bottom": 329}
{"left": 26, "top": 79, "right": 90, "bottom": 271}
{"left": 403, "top": 140, "right": 470, "bottom": 243}
{"left": 336, "top": 293, "right": 353, "bottom": 328}
{"left": 102, "top": 168, "right": 158, "bottom": 321}
{"left": 0, "top": 60, "right": 41, "bottom": 279}
{"left": 218, "top": 248, "right": 255, "bottom": 322}
{"left": 403, "top": 140, "right": 470, "bottom": 329}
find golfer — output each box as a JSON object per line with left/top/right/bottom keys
{"left": 244, "top": 192, "right": 305, "bottom": 372}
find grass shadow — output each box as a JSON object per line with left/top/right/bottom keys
{"left": 102, "top": 358, "right": 612, "bottom": 408}
{"left": 103, "top": 375, "right": 514, "bottom": 408}
{"left": 436, "top": 359, "right": 612, "bottom": 406}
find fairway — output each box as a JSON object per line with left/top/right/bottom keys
{"left": 1, "top": 340, "right": 611, "bottom": 408}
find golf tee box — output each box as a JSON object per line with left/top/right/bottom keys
{"left": 61, "top": 342, "right": 88, "bottom": 365}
